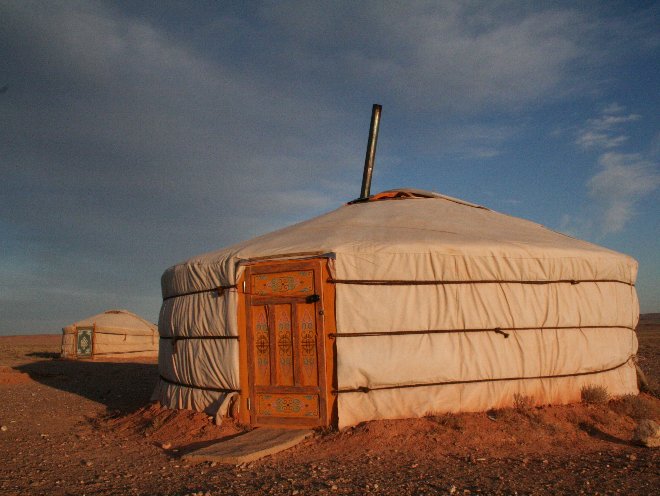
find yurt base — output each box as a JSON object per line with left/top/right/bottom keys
{"left": 182, "top": 428, "right": 313, "bottom": 464}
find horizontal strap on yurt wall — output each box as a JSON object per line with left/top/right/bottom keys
{"left": 331, "top": 324, "right": 636, "bottom": 338}
{"left": 334, "top": 357, "right": 634, "bottom": 394}
{"left": 162, "top": 285, "right": 237, "bottom": 301}
{"left": 158, "top": 374, "right": 240, "bottom": 394}
{"left": 93, "top": 349, "right": 158, "bottom": 355}
{"left": 329, "top": 278, "right": 634, "bottom": 286}
{"left": 160, "top": 335, "right": 238, "bottom": 340}
{"left": 93, "top": 330, "right": 156, "bottom": 337}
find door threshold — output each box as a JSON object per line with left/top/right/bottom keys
{"left": 182, "top": 428, "right": 313, "bottom": 464}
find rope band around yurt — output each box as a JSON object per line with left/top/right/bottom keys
{"left": 162, "top": 285, "right": 237, "bottom": 301}
{"left": 92, "top": 349, "right": 157, "bottom": 355}
{"left": 158, "top": 374, "right": 239, "bottom": 394}
{"left": 160, "top": 335, "right": 239, "bottom": 340}
{"left": 160, "top": 277, "right": 634, "bottom": 301}
{"left": 328, "top": 278, "right": 635, "bottom": 286}
{"left": 160, "top": 335, "right": 238, "bottom": 353}
{"left": 329, "top": 324, "right": 636, "bottom": 339}
{"left": 156, "top": 324, "right": 633, "bottom": 349}
{"left": 334, "top": 357, "right": 634, "bottom": 394}
{"left": 156, "top": 358, "right": 633, "bottom": 396}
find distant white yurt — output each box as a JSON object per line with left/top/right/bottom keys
{"left": 61, "top": 309, "right": 158, "bottom": 359}
{"left": 153, "top": 189, "right": 639, "bottom": 429}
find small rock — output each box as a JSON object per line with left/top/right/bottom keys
{"left": 628, "top": 454, "right": 637, "bottom": 461}
{"left": 161, "top": 442, "right": 172, "bottom": 450}
{"left": 632, "top": 419, "right": 660, "bottom": 448}
{"left": 1, "top": 425, "right": 7, "bottom": 432}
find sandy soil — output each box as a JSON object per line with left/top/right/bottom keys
{"left": 0, "top": 318, "right": 658, "bottom": 495}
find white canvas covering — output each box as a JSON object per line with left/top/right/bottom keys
{"left": 61, "top": 309, "right": 159, "bottom": 359}
{"left": 153, "top": 189, "right": 639, "bottom": 428}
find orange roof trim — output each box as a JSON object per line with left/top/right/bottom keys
{"left": 349, "top": 188, "right": 489, "bottom": 209}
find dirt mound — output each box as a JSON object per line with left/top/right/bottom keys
{"left": 0, "top": 366, "right": 31, "bottom": 385}
{"left": 311, "top": 395, "right": 658, "bottom": 462}
{"left": 99, "top": 394, "right": 659, "bottom": 463}
{"left": 102, "top": 402, "right": 242, "bottom": 448}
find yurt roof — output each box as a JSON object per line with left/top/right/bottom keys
{"left": 162, "top": 189, "right": 637, "bottom": 298}
{"left": 67, "top": 309, "right": 157, "bottom": 336}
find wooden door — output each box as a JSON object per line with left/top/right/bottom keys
{"left": 244, "top": 260, "right": 329, "bottom": 427}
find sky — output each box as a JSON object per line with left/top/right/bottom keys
{"left": 1, "top": 0, "right": 658, "bottom": 334}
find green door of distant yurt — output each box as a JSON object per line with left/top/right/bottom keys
{"left": 75, "top": 327, "right": 94, "bottom": 358}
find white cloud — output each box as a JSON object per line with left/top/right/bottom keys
{"left": 566, "top": 105, "right": 659, "bottom": 236}
{"left": 576, "top": 104, "right": 640, "bottom": 149}
{"left": 588, "top": 152, "right": 660, "bottom": 234}
{"left": 576, "top": 131, "right": 629, "bottom": 149}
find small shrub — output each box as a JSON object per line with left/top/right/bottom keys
{"left": 581, "top": 385, "right": 610, "bottom": 404}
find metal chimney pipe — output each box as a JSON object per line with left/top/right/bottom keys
{"left": 359, "top": 104, "right": 382, "bottom": 199}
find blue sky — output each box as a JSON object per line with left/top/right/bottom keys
{"left": 1, "top": 1, "right": 658, "bottom": 334}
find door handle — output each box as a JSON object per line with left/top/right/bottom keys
{"left": 306, "top": 294, "right": 320, "bottom": 303}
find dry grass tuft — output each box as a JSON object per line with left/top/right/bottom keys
{"left": 581, "top": 385, "right": 610, "bottom": 404}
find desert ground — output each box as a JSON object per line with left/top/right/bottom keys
{"left": 1, "top": 316, "right": 658, "bottom": 496}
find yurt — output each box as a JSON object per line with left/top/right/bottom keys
{"left": 153, "top": 188, "right": 639, "bottom": 429}
{"left": 61, "top": 309, "right": 159, "bottom": 360}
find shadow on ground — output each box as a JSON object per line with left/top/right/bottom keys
{"left": 26, "top": 351, "right": 60, "bottom": 359}
{"left": 578, "top": 421, "right": 633, "bottom": 447}
{"left": 17, "top": 358, "right": 158, "bottom": 414}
